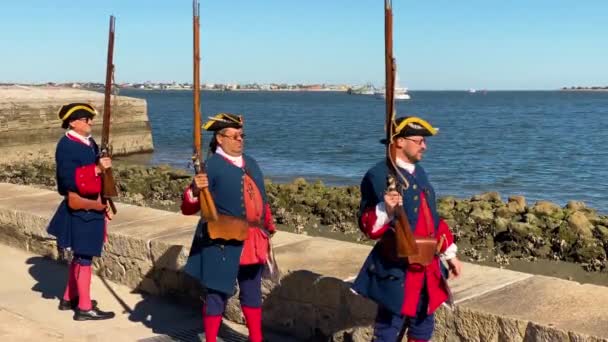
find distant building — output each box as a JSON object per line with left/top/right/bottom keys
{"left": 302, "top": 84, "right": 322, "bottom": 90}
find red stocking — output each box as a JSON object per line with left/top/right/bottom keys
{"left": 203, "top": 305, "right": 222, "bottom": 342}
{"left": 62, "top": 261, "right": 80, "bottom": 301}
{"left": 242, "top": 306, "right": 263, "bottom": 342}
{"left": 76, "top": 265, "right": 92, "bottom": 311}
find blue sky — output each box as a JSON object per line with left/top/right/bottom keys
{"left": 1, "top": 0, "right": 606, "bottom": 90}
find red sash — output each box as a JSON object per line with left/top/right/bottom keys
{"left": 241, "top": 174, "right": 270, "bottom": 264}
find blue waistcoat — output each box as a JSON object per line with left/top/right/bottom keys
{"left": 47, "top": 135, "right": 106, "bottom": 257}
{"left": 184, "top": 153, "right": 268, "bottom": 295}
{"left": 351, "top": 160, "right": 446, "bottom": 315}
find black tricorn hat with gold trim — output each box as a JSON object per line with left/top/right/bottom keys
{"left": 203, "top": 113, "right": 243, "bottom": 131}
{"left": 381, "top": 116, "right": 438, "bottom": 144}
{"left": 57, "top": 103, "right": 97, "bottom": 129}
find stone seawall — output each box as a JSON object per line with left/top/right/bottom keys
{"left": 0, "top": 86, "right": 153, "bottom": 164}
{"left": 0, "top": 183, "right": 607, "bottom": 341}
{"left": 2, "top": 160, "right": 607, "bottom": 279}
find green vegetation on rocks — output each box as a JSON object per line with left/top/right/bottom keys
{"left": 1, "top": 162, "right": 606, "bottom": 273}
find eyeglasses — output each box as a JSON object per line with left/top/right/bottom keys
{"left": 219, "top": 133, "right": 246, "bottom": 140}
{"left": 404, "top": 137, "right": 426, "bottom": 145}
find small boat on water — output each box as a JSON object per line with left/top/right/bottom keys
{"left": 375, "top": 74, "right": 411, "bottom": 100}
{"left": 347, "top": 82, "right": 376, "bottom": 95}
{"left": 375, "top": 87, "right": 410, "bottom": 100}
{"left": 360, "top": 88, "right": 375, "bottom": 95}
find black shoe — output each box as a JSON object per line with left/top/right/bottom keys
{"left": 58, "top": 297, "right": 98, "bottom": 311}
{"left": 73, "top": 307, "right": 115, "bottom": 321}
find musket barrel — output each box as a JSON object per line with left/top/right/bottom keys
{"left": 383, "top": 0, "right": 418, "bottom": 257}
{"left": 101, "top": 14, "right": 118, "bottom": 211}
{"left": 102, "top": 15, "right": 115, "bottom": 150}
{"left": 191, "top": 0, "right": 218, "bottom": 221}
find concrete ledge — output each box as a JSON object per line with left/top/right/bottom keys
{"left": 0, "top": 86, "right": 154, "bottom": 164}
{"left": 0, "top": 183, "right": 606, "bottom": 341}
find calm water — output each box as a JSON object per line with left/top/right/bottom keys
{"left": 119, "top": 89, "right": 608, "bottom": 213}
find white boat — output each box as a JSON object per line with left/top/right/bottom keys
{"left": 376, "top": 88, "right": 410, "bottom": 100}
{"left": 348, "top": 82, "right": 376, "bottom": 95}
{"left": 394, "top": 88, "right": 411, "bottom": 100}
{"left": 468, "top": 88, "right": 477, "bottom": 93}
{"left": 360, "top": 89, "right": 375, "bottom": 95}
{"left": 376, "top": 74, "right": 411, "bottom": 100}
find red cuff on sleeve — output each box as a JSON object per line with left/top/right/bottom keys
{"left": 180, "top": 187, "right": 200, "bottom": 215}
{"left": 75, "top": 164, "right": 101, "bottom": 195}
{"left": 360, "top": 206, "right": 390, "bottom": 240}
{"left": 437, "top": 218, "right": 455, "bottom": 253}
{"left": 263, "top": 204, "right": 276, "bottom": 233}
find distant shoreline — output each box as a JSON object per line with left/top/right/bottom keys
{"left": 10, "top": 83, "right": 608, "bottom": 92}
{"left": 560, "top": 87, "right": 608, "bottom": 92}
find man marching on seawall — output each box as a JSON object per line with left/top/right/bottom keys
{"left": 181, "top": 113, "right": 276, "bottom": 342}
{"left": 47, "top": 103, "right": 115, "bottom": 321}
{"left": 352, "top": 116, "right": 463, "bottom": 342}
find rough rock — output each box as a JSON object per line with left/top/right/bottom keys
{"left": 471, "top": 192, "right": 502, "bottom": 203}
{"left": 567, "top": 200, "right": 587, "bottom": 211}
{"left": 507, "top": 195, "right": 527, "bottom": 214}
{"left": 531, "top": 201, "right": 563, "bottom": 220}
{"left": 568, "top": 211, "right": 594, "bottom": 238}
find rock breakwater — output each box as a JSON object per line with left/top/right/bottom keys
{"left": 1, "top": 161, "right": 606, "bottom": 274}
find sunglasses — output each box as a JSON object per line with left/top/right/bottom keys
{"left": 404, "top": 137, "right": 426, "bottom": 145}
{"left": 76, "top": 117, "right": 93, "bottom": 124}
{"left": 219, "top": 133, "right": 246, "bottom": 140}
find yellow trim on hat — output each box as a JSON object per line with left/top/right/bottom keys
{"left": 60, "top": 105, "right": 97, "bottom": 121}
{"left": 395, "top": 117, "right": 438, "bottom": 136}
{"left": 203, "top": 116, "right": 221, "bottom": 130}
{"left": 222, "top": 113, "right": 242, "bottom": 124}
{"left": 203, "top": 113, "right": 243, "bottom": 130}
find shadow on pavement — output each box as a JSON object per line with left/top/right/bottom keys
{"left": 27, "top": 255, "right": 68, "bottom": 302}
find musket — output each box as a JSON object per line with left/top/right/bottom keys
{"left": 101, "top": 15, "right": 118, "bottom": 215}
{"left": 384, "top": 0, "right": 418, "bottom": 258}
{"left": 192, "top": 0, "right": 218, "bottom": 221}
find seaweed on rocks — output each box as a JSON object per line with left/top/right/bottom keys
{"left": 1, "top": 162, "right": 607, "bottom": 273}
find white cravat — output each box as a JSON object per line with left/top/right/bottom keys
{"left": 395, "top": 158, "right": 416, "bottom": 174}
{"left": 66, "top": 130, "right": 92, "bottom": 146}
{"left": 215, "top": 146, "right": 243, "bottom": 167}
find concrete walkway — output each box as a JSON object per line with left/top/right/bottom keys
{"left": 0, "top": 243, "right": 256, "bottom": 341}
{"left": 1, "top": 182, "right": 607, "bottom": 341}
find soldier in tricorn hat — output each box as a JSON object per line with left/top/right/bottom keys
{"left": 352, "top": 116, "right": 463, "bottom": 342}
{"left": 47, "top": 103, "right": 115, "bottom": 321}
{"left": 181, "top": 113, "right": 276, "bottom": 342}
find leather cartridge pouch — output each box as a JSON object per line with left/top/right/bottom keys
{"left": 407, "top": 237, "right": 438, "bottom": 266}
{"left": 207, "top": 214, "right": 249, "bottom": 241}
{"left": 67, "top": 192, "right": 104, "bottom": 211}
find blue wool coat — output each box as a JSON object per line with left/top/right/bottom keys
{"left": 47, "top": 135, "right": 106, "bottom": 257}
{"left": 183, "top": 153, "right": 268, "bottom": 295}
{"left": 351, "top": 160, "right": 448, "bottom": 315}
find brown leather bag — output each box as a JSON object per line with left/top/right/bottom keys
{"left": 407, "top": 237, "right": 438, "bottom": 266}
{"left": 207, "top": 214, "right": 249, "bottom": 241}
{"left": 67, "top": 192, "right": 106, "bottom": 211}
{"left": 406, "top": 195, "right": 443, "bottom": 266}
